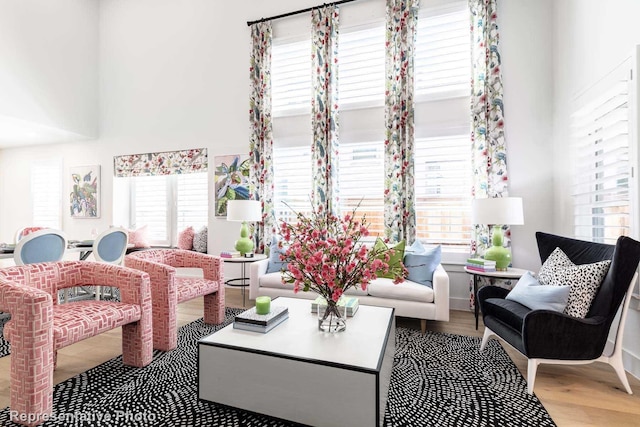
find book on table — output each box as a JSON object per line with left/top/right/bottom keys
{"left": 466, "top": 257, "right": 496, "bottom": 267}
{"left": 233, "top": 312, "right": 289, "bottom": 333}
{"left": 465, "top": 264, "right": 496, "bottom": 273}
{"left": 234, "top": 305, "right": 289, "bottom": 326}
{"left": 310, "top": 296, "right": 359, "bottom": 317}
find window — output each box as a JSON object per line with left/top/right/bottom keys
{"left": 271, "top": 1, "right": 471, "bottom": 249}
{"left": 31, "top": 158, "right": 62, "bottom": 228}
{"left": 130, "top": 173, "right": 208, "bottom": 246}
{"left": 571, "top": 55, "right": 636, "bottom": 244}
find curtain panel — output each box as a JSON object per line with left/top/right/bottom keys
{"left": 469, "top": 0, "right": 512, "bottom": 307}
{"left": 113, "top": 148, "right": 207, "bottom": 177}
{"left": 248, "top": 21, "right": 275, "bottom": 254}
{"left": 311, "top": 6, "right": 340, "bottom": 217}
{"left": 384, "top": 0, "right": 419, "bottom": 244}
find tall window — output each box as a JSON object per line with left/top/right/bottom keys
{"left": 31, "top": 158, "right": 62, "bottom": 228}
{"left": 571, "top": 55, "right": 636, "bottom": 243}
{"left": 271, "top": 1, "right": 470, "bottom": 248}
{"left": 130, "top": 173, "right": 208, "bottom": 246}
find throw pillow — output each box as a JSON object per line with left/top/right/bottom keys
{"left": 177, "top": 226, "right": 195, "bottom": 250}
{"left": 405, "top": 239, "right": 427, "bottom": 255}
{"left": 505, "top": 271, "right": 570, "bottom": 312}
{"left": 537, "top": 247, "right": 611, "bottom": 318}
{"left": 373, "top": 238, "right": 406, "bottom": 279}
{"left": 266, "top": 237, "right": 288, "bottom": 274}
{"left": 128, "top": 225, "right": 150, "bottom": 248}
{"left": 193, "top": 226, "right": 208, "bottom": 253}
{"left": 403, "top": 245, "right": 441, "bottom": 288}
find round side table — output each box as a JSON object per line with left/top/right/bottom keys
{"left": 464, "top": 266, "right": 530, "bottom": 330}
{"left": 223, "top": 254, "right": 267, "bottom": 306}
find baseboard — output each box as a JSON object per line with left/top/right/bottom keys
{"left": 450, "top": 297, "right": 473, "bottom": 312}
{"left": 621, "top": 344, "right": 640, "bottom": 381}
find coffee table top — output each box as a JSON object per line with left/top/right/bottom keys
{"left": 200, "top": 297, "right": 394, "bottom": 372}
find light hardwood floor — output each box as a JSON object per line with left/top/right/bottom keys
{"left": 1, "top": 288, "right": 639, "bottom": 426}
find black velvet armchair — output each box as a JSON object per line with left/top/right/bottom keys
{"left": 478, "top": 232, "right": 640, "bottom": 394}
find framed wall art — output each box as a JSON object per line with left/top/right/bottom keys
{"left": 214, "top": 154, "right": 250, "bottom": 217}
{"left": 70, "top": 165, "right": 100, "bottom": 218}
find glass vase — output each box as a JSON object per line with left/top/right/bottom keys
{"left": 318, "top": 298, "right": 347, "bottom": 333}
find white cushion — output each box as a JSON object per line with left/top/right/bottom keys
{"left": 367, "top": 278, "right": 434, "bottom": 303}
{"left": 259, "top": 272, "right": 368, "bottom": 296}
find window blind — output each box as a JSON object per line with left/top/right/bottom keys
{"left": 571, "top": 70, "right": 632, "bottom": 244}
{"left": 131, "top": 175, "right": 169, "bottom": 245}
{"left": 176, "top": 173, "right": 208, "bottom": 231}
{"left": 31, "top": 159, "right": 62, "bottom": 228}
{"left": 273, "top": 146, "right": 312, "bottom": 223}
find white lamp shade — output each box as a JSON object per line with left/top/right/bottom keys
{"left": 472, "top": 197, "right": 524, "bottom": 225}
{"left": 226, "top": 200, "right": 262, "bottom": 222}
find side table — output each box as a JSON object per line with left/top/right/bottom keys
{"left": 464, "top": 266, "right": 530, "bottom": 330}
{"left": 222, "top": 254, "right": 267, "bottom": 306}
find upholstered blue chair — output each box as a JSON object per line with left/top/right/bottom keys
{"left": 13, "top": 229, "right": 67, "bottom": 265}
{"left": 92, "top": 227, "right": 129, "bottom": 300}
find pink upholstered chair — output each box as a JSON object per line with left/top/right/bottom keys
{"left": 124, "top": 249, "right": 225, "bottom": 351}
{"left": 0, "top": 261, "right": 153, "bottom": 426}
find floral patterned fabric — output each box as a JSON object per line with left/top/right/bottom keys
{"left": 469, "top": 0, "right": 512, "bottom": 308}
{"left": 114, "top": 148, "right": 207, "bottom": 177}
{"left": 249, "top": 21, "right": 275, "bottom": 254}
{"left": 311, "top": 6, "right": 340, "bottom": 217}
{"left": 384, "top": 0, "right": 419, "bottom": 244}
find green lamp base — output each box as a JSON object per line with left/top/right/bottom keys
{"left": 234, "top": 221, "right": 254, "bottom": 256}
{"left": 483, "top": 225, "right": 511, "bottom": 270}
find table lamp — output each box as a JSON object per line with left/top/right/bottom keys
{"left": 226, "top": 200, "right": 262, "bottom": 256}
{"left": 471, "top": 197, "right": 524, "bottom": 271}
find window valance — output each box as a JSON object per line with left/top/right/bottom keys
{"left": 114, "top": 148, "right": 208, "bottom": 177}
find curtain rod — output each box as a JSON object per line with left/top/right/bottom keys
{"left": 247, "top": 0, "right": 359, "bottom": 26}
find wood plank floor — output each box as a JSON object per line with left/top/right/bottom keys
{"left": 1, "top": 288, "right": 639, "bottom": 426}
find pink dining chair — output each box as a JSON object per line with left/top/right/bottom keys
{"left": 0, "top": 261, "right": 153, "bottom": 426}
{"left": 125, "top": 249, "right": 225, "bottom": 351}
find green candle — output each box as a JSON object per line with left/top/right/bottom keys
{"left": 255, "top": 296, "right": 271, "bottom": 315}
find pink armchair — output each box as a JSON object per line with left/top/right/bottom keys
{"left": 0, "top": 261, "right": 153, "bottom": 427}
{"left": 124, "top": 249, "right": 225, "bottom": 351}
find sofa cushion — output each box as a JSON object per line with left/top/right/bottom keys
{"left": 404, "top": 245, "right": 441, "bottom": 288}
{"left": 373, "top": 238, "right": 406, "bottom": 279}
{"left": 367, "top": 277, "right": 434, "bottom": 303}
{"left": 483, "top": 297, "right": 532, "bottom": 332}
{"left": 537, "top": 247, "right": 611, "bottom": 318}
{"left": 259, "top": 272, "right": 368, "bottom": 296}
{"left": 506, "top": 271, "right": 570, "bottom": 312}
{"left": 266, "top": 237, "right": 288, "bottom": 274}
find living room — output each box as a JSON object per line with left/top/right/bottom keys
{"left": 0, "top": 0, "right": 639, "bottom": 425}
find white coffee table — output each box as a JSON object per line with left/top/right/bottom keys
{"left": 198, "top": 297, "right": 395, "bottom": 427}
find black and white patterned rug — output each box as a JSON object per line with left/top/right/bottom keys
{"left": 0, "top": 309, "right": 555, "bottom": 426}
{"left": 0, "top": 314, "right": 9, "bottom": 358}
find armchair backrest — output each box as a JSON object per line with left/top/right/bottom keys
{"left": 14, "top": 229, "right": 67, "bottom": 266}
{"left": 93, "top": 227, "right": 129, "bottom": 264}
{"left": 535, "top": 232, "right": 640, "bottom": 319}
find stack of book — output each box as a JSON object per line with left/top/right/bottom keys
{"left": 466, "top": 258, "right": 496, "bottom": 272}
{"left": 220, "top": 251, "right": 241, "bottom": 258}
{"left": 310, "top": 296, "right": 359, "bottom": 317}
{"left": 233, "top": 305, "right": 289, "bottom": 333}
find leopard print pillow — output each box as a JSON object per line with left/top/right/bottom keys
{"left": 537, "top": 247, "right": 611, "bottom": 318}
{"left": 192, "top": 226, "right": 208, "bottom": 253}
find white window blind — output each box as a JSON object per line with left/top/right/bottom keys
{"left": 130, "top": 172, "right": 208, "bottom": 246}
{"left": 273, "top": 146, "right": 312, "bottom": 224}
{"left": 272, "top": 39, "right": 310, "bottom": 116}
{"left": 414, "top": 135, "right": 471, "bottom": 248}
{"left": 31, "top": 159, "right": 62, "bottom": 228}
{"left": 339, "top": 142, "right": 384, "bottom": 237}
{"left": 571, "top": 58, "right": 634, "bottom": 243}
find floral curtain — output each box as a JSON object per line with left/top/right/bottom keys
{"left": 113, "top": 148, "right": 207, "bottom": 177}
{"left": 311, "top": 6, "right": 340, "bottom": 217}
{"left": 384, "top": 0, "right": 419, "bottom": 244}
{"left": 249, "top": 21, "right": 275, "bottom": 254}
{"left": 469, "top": 0, "right": 512, "bottom": 307}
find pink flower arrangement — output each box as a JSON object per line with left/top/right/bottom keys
{"left": 279, "top": 206, "right": 406, "bottom": 303}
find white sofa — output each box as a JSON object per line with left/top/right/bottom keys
{"left": 249, "top": 258, "right": 450, "bottom": 331}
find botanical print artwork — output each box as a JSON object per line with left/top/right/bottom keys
{"left": 215, "top": 154, "right": 250, "bottom": 217}
{"left": 70, "top": 165, "right": 100, "bottom": 218}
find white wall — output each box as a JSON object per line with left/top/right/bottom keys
{"left": 0, "top": 0, "right": 98, "bottom": 139}
{"left": 552, "top": 0, "right": 640, "bottom": 378}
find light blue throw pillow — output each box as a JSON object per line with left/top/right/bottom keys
{"left": 403, "top": 245, "right": 441, "bottom": 288}
{"left": 405, "top": 239, "right": 427, "bottom": 255}
{"left": 506, "top": 271, "right": 570, "bottom": 312}
{"left": 266, "top": 237, "right": 288, "bottom": 274}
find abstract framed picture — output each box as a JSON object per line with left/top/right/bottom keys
{"left": 70, "top": 165, "right": 100, "bottom": 218}
{"left": 214, "top": 154, "right": 250, "bottom": 217}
